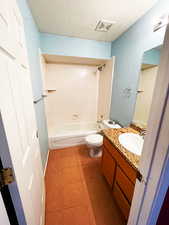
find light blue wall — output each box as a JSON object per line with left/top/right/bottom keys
{"left": 16, "top": 0, "right": 169, "bottom": 165}
{"left": 142, "top": 48, "right": 161, "bottom": 65}
{"left": 110, "top": 0, "right": 169, "bottom": 126}
{"left": 16, "top": 0, "right": 111, "bottom": 170}
{"left": 40, "top": 32, "right": 111, "bottom": 59}
{"left": 17, "top": 0, "right": 48, "bottom": 169}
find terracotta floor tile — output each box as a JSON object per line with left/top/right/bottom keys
{"left": 46, "top": 148, "right": 80, "bottom": 172}
{"left": 93, "top": 202, "right": 126, "bottom": 225}
{"left": 45, "top": 211, "right": 63, "bottom": 225}
{"left": 46, "top": 185, "right": 64, "bottom": 212}
{"left": 51, "top": 147, "right": 78, "bottom": 158}
{"left": 62, "top": 181, "right": 89, "bottom": 208}
{"left": 46, "top": 181, "right": 89, "bottom": 212}
{"left": 57, "top": 166, "right": 82, "bottom": 184}
{"left": 85, "top": 178, "right": 112, "bottom": 201}
{"left": 50, "top": 155, "right": 78, "bottom": 170}
{"left": 77, "top": 148, "right": 94, "bottom": 164}
{"left": 81, "top": 164, "right": 102, "bottom": 182}
{"left": 46, "top": 165, "right": 83, "bottom": 188}
{"left": 62, "top": 206, "right": 94, "bottom": 225}
{"left": 45, "top": 146, "right": 126, "bottom": 225}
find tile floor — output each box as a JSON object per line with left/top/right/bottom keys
{"left": 45, "top": 145, "right": 126, "bottom": 225}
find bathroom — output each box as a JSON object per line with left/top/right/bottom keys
{"left": 41, "top": 44, "right": 163, "bottom": 225}
{"left": 1, "top": 1, "right": 169, "bottom": 225}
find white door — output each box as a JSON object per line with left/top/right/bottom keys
{"left": 0, "top": 1, "right": 44, "bottom": 225}
{"left": 0, "top": 194, "right": 10, "bottom": 225}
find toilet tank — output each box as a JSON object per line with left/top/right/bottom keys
{"left": 98, "top": 120, "right": 122, "bottom": 130}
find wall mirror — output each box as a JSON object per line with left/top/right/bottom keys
{"left": 132, "top": 45, "right": 162, "bottom": 129}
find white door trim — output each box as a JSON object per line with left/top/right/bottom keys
{"left": 0, "top": 194, "right": 10, "bottom": 225}
{"left": 128, "top": 24, "right": 169, "bottom": 225}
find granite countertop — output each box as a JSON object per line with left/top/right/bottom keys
{"left": 102, "top": 127, "right": 141, "bottom": 171}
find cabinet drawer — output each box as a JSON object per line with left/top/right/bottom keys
{"left": 104, "top": 137, "right": 137, "bottom": 183}
{"left": 102, "top": 147, "right": 116, "bottom": 186}
{"left": 116, "top": 166, "right": 135, "bottom": 203}
{"left": 113, "top": 183, "right": 130, "bottom": 220}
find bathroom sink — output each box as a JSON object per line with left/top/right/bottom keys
{"left": 118, "top": 133, "right": 144, "bottom": 156}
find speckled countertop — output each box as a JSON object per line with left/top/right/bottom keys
{"left": 102, "top": 127, "right": 141, "bottom": 171}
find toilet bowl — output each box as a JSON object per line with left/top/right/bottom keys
{"left": 85, "top": 134, "right": 103, "bottom": 157}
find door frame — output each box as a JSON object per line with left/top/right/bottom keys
{"left": 0, "top": 158, "right": 19, "bottom": 225}
{"left": 128, "top": 22, "right": 169, "bottom": 225}
{"left": 0, "top": 112, "right": 27, "bottom": 225}
{"left": 0, "top": 193, "right": 10, "bottom": 225}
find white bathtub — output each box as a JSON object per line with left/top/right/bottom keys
{"left": 49, "top": 122, "right": 99, "bottom": 149}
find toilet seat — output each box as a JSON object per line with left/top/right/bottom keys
{"left": 85, "top": 134, "right": 103, "bottom": 147}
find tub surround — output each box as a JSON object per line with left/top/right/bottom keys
{"left": 102, "top": 128, "right": 140, "bottom": 170}
{"left": 44, "top": 64, "right": 99, "bottom": 130}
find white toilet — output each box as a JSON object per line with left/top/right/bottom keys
{"left": 85, "top": 120, "right": 121, "bottom": 158}
{"left": 85, "top": 134, "right": 103, "bottom": 157}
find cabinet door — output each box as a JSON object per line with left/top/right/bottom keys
{"left": 104, "top": 137, "right": 137, "bottom": 183}
{"left": 101, "top": 147, "right": 116, "bottom": 186}
{"left": 113, "top": 183, "right": 130, "bottom": 220}
{"left": 116, "top": 166, "right": 135, "bottom": 203}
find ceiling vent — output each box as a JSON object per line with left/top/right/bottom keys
{"left": 95, "top": 20, "right": 115, "bottom": 32}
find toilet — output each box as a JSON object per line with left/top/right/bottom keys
{"left": 85, "top": 134, "right": 103, "bottom": 157}
{"left": 85, "top": 120, "right": 121, "bottom": 158}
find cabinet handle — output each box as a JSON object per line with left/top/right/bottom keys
{"left": 136, "top": 171, "right": 143, "bottom": 182}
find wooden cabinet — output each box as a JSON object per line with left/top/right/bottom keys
{"left": 115, "top": 166, "right": 135, "bottom": 203}
{"left": 113, "top": 183, "right": 130, "bottom": 220}
{"left": 104, "top": 137, "right": 137, "bottom": 182}
{"left": 101, "top": 136, "right": 138, "bottom": 220}
{"left": 102, "top": 147, "right": 116, "bottom": 186}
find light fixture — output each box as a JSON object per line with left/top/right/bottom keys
{"left": 153, "top": 14, "right": 169, "bottom": 32}
{"left": 95, "top": 20, "right": 116, "bottom": 32}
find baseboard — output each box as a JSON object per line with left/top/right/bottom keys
{"left": 44, "top": 149, "right": 50, "bottom": 176}
{"left": 41, "top": 151, "right": 49, "bottom": 225}
{"left": 41, "top": 181, "right": 46, "bottom": 225}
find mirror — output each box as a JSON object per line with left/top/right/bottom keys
{"left": 132, "top": 46, "right": 162, "bottom": 129}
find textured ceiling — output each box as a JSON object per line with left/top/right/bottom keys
{"left": 28, "top": 0, "right": 157, "bottom": 42}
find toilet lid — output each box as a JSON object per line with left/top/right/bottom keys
{"left": 86, "top": 134, "right": 103, "bottom": 144}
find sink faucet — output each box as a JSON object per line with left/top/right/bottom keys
{"left": 140, "top": 130, "right": 146, "bottom": 138}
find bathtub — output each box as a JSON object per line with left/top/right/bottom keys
{"left": 49, "top": 122, "right": 99, "bottom": 149}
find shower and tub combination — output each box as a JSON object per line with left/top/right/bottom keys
{"left": 41, "top": 54, "right": 117, "bottom": 154}
{"left": 49, "top": 122, "right": 98, "bottom": 149}
{"left": 49, "top": 120, "right": 121, "bottom": 152}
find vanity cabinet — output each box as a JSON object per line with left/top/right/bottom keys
{"left": 115, "top": 166, "right": 135, "bottom": 203}
{"left": 102, "top": 147, "right": 116, "bottom": 186}
{"left": 101, "top": 136, "right": 138, "bottom": 220}
{"left": 113, "top": 183, "right": 130, "bottom": 219}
